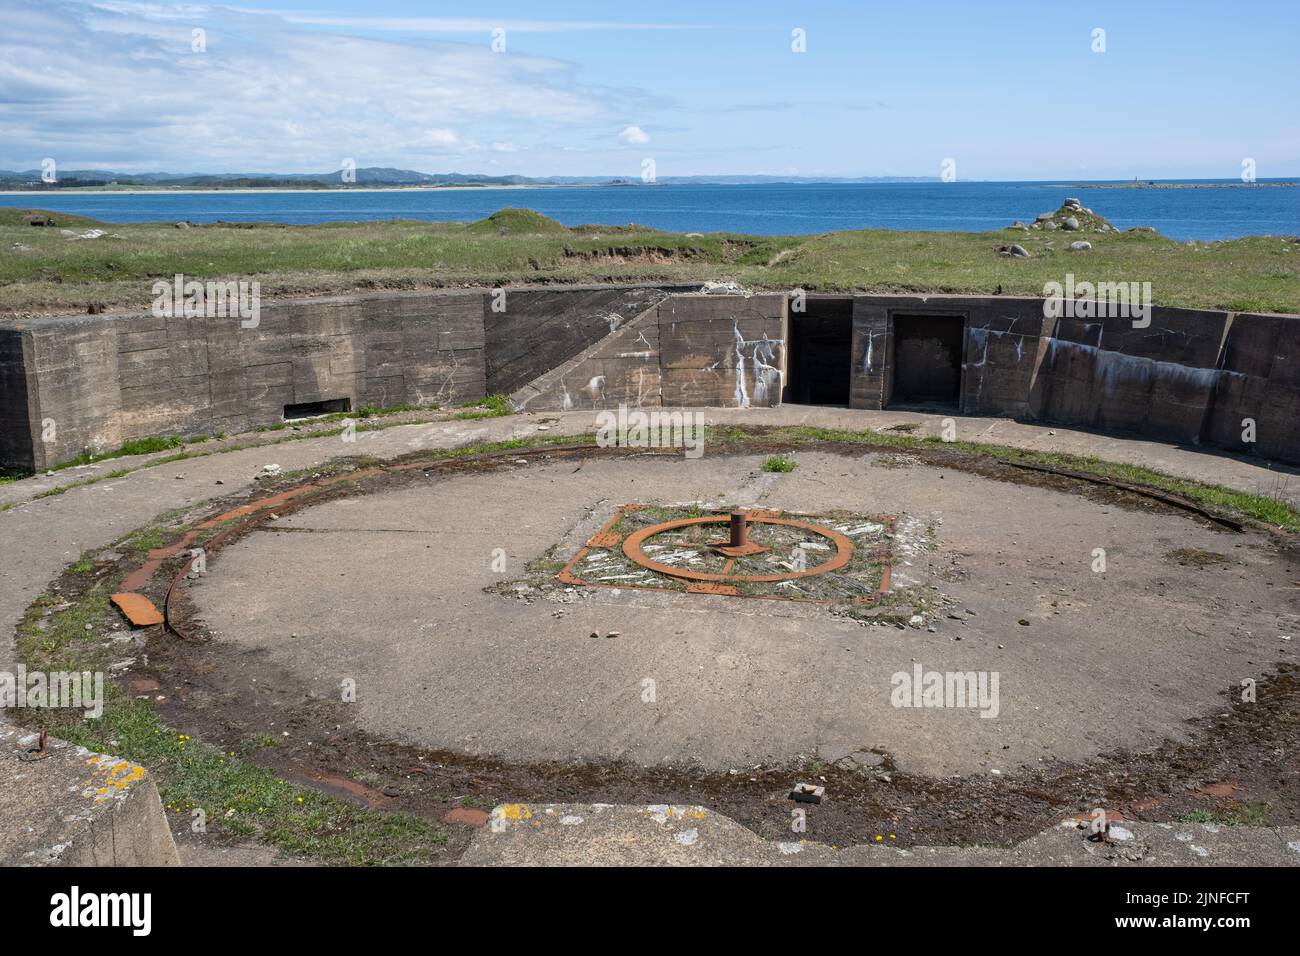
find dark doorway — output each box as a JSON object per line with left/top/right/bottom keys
{"left": 787, "top": 298, "right": 853, "bottom": 405}
{"left": 890, "top": 314, "right": 964, "bottom": 408}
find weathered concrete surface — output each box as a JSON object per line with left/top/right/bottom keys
{"left": 186, "top": 450, "right": 1294, "bottom": 776}
{"left": 4, "top": 289, "right": 489, "bottom": 471}
{"left": 513, "top": 292, "right": 788, "bottom": 412}
{"left": 1, "top": 405, "right": 1297, "bottom": 864}
{"left": 511, "top": 299, "right": 664, "bottom": 411}
{"left": 460, "top": 803, "right": 1300, "bottom": 867}
{"left": 848, "top": 294, "right": 1300, "bottom": 463}
{"left": 485, "top": 285, "right": 685, "bottom": 396}
{"left": 0, "top": 284, "right": 687, "bottom": 472}
{"left": 0, "top": 726, "right": 179, "bottom": 866}
{"left": 660, "top": 294, "right": 786, "bottom": 408}
{"left": 6, "top": 289, "right": 1300, "bottom": 471}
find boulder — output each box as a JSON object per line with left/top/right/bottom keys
{"left": 1068, "top": 241, "right": 1092, "bottom": 252}
{"left": 1062, "top": 216, "right": 1080, "bottom": 231}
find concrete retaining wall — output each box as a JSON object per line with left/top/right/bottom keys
{"left": 1, "top": 286, "right": 680, "bottom": 471}
{"left": 511, "top": 293, "right": 787, "bottom": 412}
{"left": 844, "top": 294, "right": 1300, "bottom": 463}
{"left": 4, "top": 289, "right": 1299, "bottom": 471}
{"left": 5, "top": 291, "right": 486, "bottom": 470}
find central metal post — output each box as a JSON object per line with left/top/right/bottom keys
{"left": 711, "top": 508, "right": 766, "bottom": 558}
{"left": 728, "top": 510, "right": 749, "bottom": 549}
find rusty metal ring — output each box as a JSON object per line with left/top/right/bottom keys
{"left": 622, "top": 515, "right": 853, "bottom": 583}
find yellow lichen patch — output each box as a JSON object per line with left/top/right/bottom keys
{"left": 82, "top": 754, "right": 147, "bottom": 800}
{"left": 499, "top": 803, "right": 533, "bottom": 822}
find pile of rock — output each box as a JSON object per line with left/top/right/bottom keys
{"left": 1008, "top": 198, "right": 1121, "bottom": 235}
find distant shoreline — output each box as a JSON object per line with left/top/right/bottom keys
{"left": 0, "top": 183, "right": 570, "bottom": 196}
{"left": 1053, "top": 182, "right": 1297, "bottom": 190}
{"left": 1, "top": 179, "right": 1296, "bottom": 195}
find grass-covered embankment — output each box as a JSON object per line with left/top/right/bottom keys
{"left": 3, "top": 205, "right": 1296, "bottom": 315}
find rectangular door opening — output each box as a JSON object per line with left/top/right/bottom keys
{"left": 786, "top": 297, "right": 853, "bottom": 405}
{"left": 284, "top": 398, "right": 351, "bottom": 420}
{"left": 890, "top": 314, "right": 965, "bottom": 409}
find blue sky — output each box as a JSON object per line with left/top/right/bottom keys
{"left": 2, "top": 0, "right": 1297, "bottom": 179}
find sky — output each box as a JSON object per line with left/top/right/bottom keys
{"left": 1, "top": 0, "right": 1297, "bottom": 180}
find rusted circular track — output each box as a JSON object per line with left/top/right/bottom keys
{"left": 622, "top": 514, "right": 854, "bottom": 583}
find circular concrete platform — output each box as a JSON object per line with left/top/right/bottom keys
{"left": 181, "top": 447, "right": 1296, "bottom": 777}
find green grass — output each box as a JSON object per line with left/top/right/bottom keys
{"left": 42, "top": 434, "right": 186, "bottom": 473}
{"left": 761, "top": 453, "right": 797, "bottom": 473}
{"left": 453, "top": 393, "right": 511, "bottom": 420}
{"left": 14, "top": 568, "right": 446, "bottom": 865}
{"left": 3, "top": 203, "right": 1296, "bottom": 315}
{"left": 1176, "top": 804, "right": 1273, "bottom": 827}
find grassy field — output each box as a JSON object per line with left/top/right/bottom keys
{"left": 3, "top": 204, "right": 1297, "bottom": 315}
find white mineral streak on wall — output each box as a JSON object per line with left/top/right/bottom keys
{"left": 966, "top": 327, "right": 993, "bottom": 406}
{"left": 618, "top": 330, "right": 655, "bottom": 360}
{"left": 1045, "top": 337, "right": 1222, "bottom": 397}
{"left": 733, "top": 322, "right": 749, "bottom": 407}
{"left": 732, "top": 320, "right": 785, "bottom": 408}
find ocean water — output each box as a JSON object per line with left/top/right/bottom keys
{"left": 6, "top": 180, "right": 1296, "bottom": 241}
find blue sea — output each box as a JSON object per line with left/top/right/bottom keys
{"left": 6, "top": 180, "right": 1297, "bottom": 241}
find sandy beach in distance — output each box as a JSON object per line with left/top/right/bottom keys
{"left": 0, "top": 183, "right": 584, "bottom": 196}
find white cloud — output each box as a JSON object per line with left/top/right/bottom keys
{"left": 491, "top": 142, "right": 519, "bottom": 153}
{"left": 618, "top": 125, "right": 650, "bottom": 146}
{"left": 422, "top": 129, "right": 461, "bottom": 148}
{"left": 237, "top": 13, "right": 706, "bottom": 34}
{"left": 0, "top": 0, "right": 634, "bottom": 171}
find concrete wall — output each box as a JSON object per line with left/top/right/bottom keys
{"left": 3, "top": 286, "right": 689, "bottom": 471}
{"left": 848, "top": 294, "right": 1300, "bottom": 463}
{"left": 511, "top": 292, "right": 787, "bottom": 412}
{"left": 5, "top": 289, "right": 1300, "bottom": 471}
{"left": 4, "top": 289, "right": 489, "bottom": 470}
{"left": 484, "top": 285, "right": 688, "bottom": 396}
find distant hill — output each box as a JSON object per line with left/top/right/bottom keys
{"left": 0, "top": 166, "right": 939, "bottom": 189}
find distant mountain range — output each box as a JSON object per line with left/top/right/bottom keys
{"left": 0, "top": 167, "right": 939, "bottom": 189}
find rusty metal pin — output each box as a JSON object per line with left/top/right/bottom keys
{"left": 728, "top": 510, "right": 749, "bottom": 549}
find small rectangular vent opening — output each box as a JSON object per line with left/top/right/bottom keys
{"left": 284, "top": 398, "right": 351, "bottom": 420}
